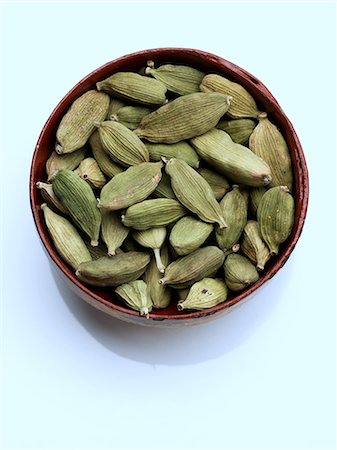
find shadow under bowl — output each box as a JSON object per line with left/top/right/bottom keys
{"left": 30, "top": 47, "right": 309, "bottom": 327}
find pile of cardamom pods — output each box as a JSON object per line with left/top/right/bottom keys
{"left": 37, "top": 61, "right": 295, "bottom": 317}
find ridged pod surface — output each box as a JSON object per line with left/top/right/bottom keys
{"left": 200, "top": 74, "right": 259, "bottom": 118}
{"left": 101, "top": 210, "right": 130, "bottom": 256}
{"left": 89, "top": 131, "right": 124, "bottom": 178}
{"left": 144, "top": 245, "right": 171, "bottom": 309}
{"left": 257, "top": 186, "right": 295, "bottom": 255}
{"left": 96, "top": 121, "right": 149, "bottom": 167}
{"left": 76, "top": 252, "right": 150, "bottom": 286}
{"left": 165, "top": 158, "right": 227, "bottom": 228}
{"left": 197, "top": 168, "right": 230, "bottom": 200}
{"left": 96, "top": 72, "right": 167, "bottom": 105}
{"left": 53, "top": 170, "right": 101, "bottom": 246}
{"left": 56, "top": 90, "right": 109, "bottom": 154}
{"left": 146, "top": 141, "right": 200, "bottom": 168}
{"left": 177, "top": 278, "right": 228, "bottom": 311}
{"left": 46, "top": 148, "right": 87, "bottom": 181}
{"left": 217, "top": 118, "right": 256, "bottom": 145}
{"left": 159, "top": 246, "right": 225, "bottom": 288}
{"left": 115, "top": 280, "right": 153, "bottom": 318}
{"left": 133, "top": 227, "right": 167, "bottom": 273}
{"left": 98, "top": 162, "right": 162, "bottom": 210}
{"left": 135, "top": 92, "right": 231, "bottom": 144}
{"left": 153, "top": 173, "right": 176, "bottom": 199}
{"left": 249, "top": 187, "right": 267, "bottom": 217}
{"left": 241, "top": 220, "right": 270, "bottom": 271}
{"left": 113, "top": 105, "right": 152, "bottom": 130}
{"left": 191, "top": 129, "right": 272, "bottom": 187}
{"left": 169, "top": 216, "right": 213, "bottom": 256}
{"left": 224, "top": 253, "right": 259, "bottom": 291}
{"left": 74, "top": 157, "right": 106, "bottom": 189}
{"left": 122, "top": 199, "right": 186, "bottom": 230}
{"left": 36, "top": 182, "right": 68, "bottom": 214}
{"left": 41, "top": 204, "right": 91, "bottom": 270}
{"left": 249, "top": 113, "right": 293, "bottom": 190}
{"left": 145, "top": 63, "right": 204, "bottom": 95}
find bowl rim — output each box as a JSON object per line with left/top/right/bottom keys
{"left": 30, "top": 47, "right": 309, "bottom": 322}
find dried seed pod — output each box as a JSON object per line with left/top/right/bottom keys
{"left": 169, "top": 216, "right": 213, "bottom": 256}
{"left": 74, "top": 157, "right": 106, "bottom": 188}
{"left": 112, "top": 105, "right": 152, "bottom": 130}
{"left": 215, "top": 186, "right": 247, "bottom": 254}
{"left": 241, "top": 220, "right": 270, "bottom": 271}
{"left": 165, "top": 158, "right": 227, "bottom": 228}
{"left": 53, "top": 169, "right": 101, "bottom": 246}
{"left": 101, "top": 210, "right": 130, "bottom": 256}
{"left": 249, "top": 113, "right": 293, "bottom": 190}
{"left": 98, "top": 162, "right": 163, "bottom": 210}
{"left": 257, "top": 186, "right": 295, "bottom": 255}
{"left": 146, "top": 141, "right": 200, "bottom": 168}
{"left": 217, "top": 118, "right": 256, "bottom": 145}
{"left": 190, "top": 129, "right": 272, "bottom": 187}
{"left": 41, "top": 204, "right": 91, "bottom": 270}
{"left": 134, "top": 92, "right": 231, "bottom": 144}
{"left": 107, "top": 98, "right": 126, "bottom": 117}
{"left": 89, "top": 130, "right": 124, "bottom": 178}
{"left": 224, "top": 253, "right": 259, "bottom": 291}
{"left": 96, "top": 120, "right": 149, "bottom": 167}
{"left": 46, "top": 148, "right": 87, "bottom": 181}
{"left": 159, "top": 246, "right": 225, "bottom": 289}
{"left": 249, "top": 187, "right": 267, "bottom": 217}
{"left": 56, "top": 90, "right": 109, "bottom": 154}
{"left": 145, "top": 63, "right": 204, "bottom": 95}
{"left": 200, "top": 74, "right": 260, "bottom": 118}
{"left": 144, "top": 245, "right": 171, "bottom": 309}
{"left": 76, "top": 252, "right": 150, "bottom": 286}
{"left": 116, "top": 280, "right": 153, "bottom": 318}
{"left": 86, "top": 240, "right": 109, "bottom": 260}
{"left": 177, "top": 278, "right": 228, "bottom": 311}
{"left": 133, "top": 227, "right": 167, "bottom": 273}
{"left": 122, "top": 199, "right": 186, "bottom": 230}
{"left": 36, "top": 181, "right": 68, "bottom": 214}
{"left": 153, "top": 173, "right": 176, "bottom": 199}
{"left": 96, "top": 72, "right": 167, "bottom": 106}
{"left": 197, "top": 168, "right": 230, "bottom": 200}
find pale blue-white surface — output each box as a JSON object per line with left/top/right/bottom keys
{"left": 1, "top": 2, "right": 336, "bottom": 450}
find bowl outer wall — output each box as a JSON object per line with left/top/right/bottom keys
{"left": 30, "top": 48, "right": 309, "bottom": 327}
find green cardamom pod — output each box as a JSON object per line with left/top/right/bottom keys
{"left": 96, "top": 120, "right": 149, "bottom": 167}
{"left": 159, "top": 246, "right": 225, "bottom": 289}
{"left": 74, "top": 157, "right": 106, "bottom": 188}
{"left": 122, "top": 199, "right": 186, "bottom": 230}
{"left": 107, "top": 98, "right": 126, "bottom": 117}
{"left": 175, "top": 288, "right": 190, "bottom": 302}
{"left": 132, "top": 227, "right": 167, "bottom": 273}
{"left": 56, "top": 90, "right": 109, "bottom": 154}
{"left": 144, "top": 245, "right": 171, "bottom": 309}
{"left": 215, "top": 186, "right": 247, "bottom": 254}
{"left": 46, "top": 148, "right": 87, "bottom": 181}
{"left": 86, "top": 240, "right": 109, "bottom": 260}
{"left": 241, "top": 220, "right": 270, "bottom": 271}
{"left": 96, "top": 72, "right": 167, "bottom": 106}
{"left": 249, "top": 187, "right": 267, "bottom": 217}
{"left": 41, "top": 203, "right": 91, "bottom": 270}
{"left": 153, "top": 173, "right": 176, "bottom": 199}
{"left": 169, "top": 216, "right": 213, "bottom": 256}
{"left": 217, "top": 118, "right": 256, "bottom": 145}
{"left": 249, "top": 113, "right": 293, "bottom": 190}
{"left": 115, "top": 280, "right": 153, "bottom": 318}
{"left": 197, "top": 168, "right": 230, "bottom": 201}
{"left": 134, "top": 92, "right": 231, "bottom": 144}
{"left": 190, "top": 129, "right": 272, "bottom": 187}
{"left": 257, "top": 186, "right": 295, "bottom": 255}
{"left": 76, "top": 251, "right": 150, "bottom": 286}
{"left": 98, "top": 162, "right": 162, "bottom": 210}
{"left": 145, "top": 63, "right": 204, "bottom": 95}
{"left": 200, "top": 74, "right": 260, "bottom": 118}
{"left": 165, "top": 158, "right": 227, "bottom": 228}
{"left": 53, "top": 169, "right": 101, "bottom": 246}
{"left": 224, "top": 253, "right": 259, "bottom": 291}
{"left": 177, "top": 278, "right": 228, "bottom": 311}
{"left": 101, "top": 210, "right": 130, "bottom": 256}
{"left": 36, "top": 181, "right": 68, "bottom": 214}
{"left": 89, "top": 130, "right": 124, "bottom": 178}
{"left": 112, "top": 105, "right": 152, "bottom": 130}
{"left": 146, "top": 141, "right": 200, "bottom": 168}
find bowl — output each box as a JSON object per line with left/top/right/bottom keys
{"left": 30, "top": 47, "right": 309, "bottom": 327}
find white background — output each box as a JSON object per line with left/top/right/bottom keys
{"left": 1, "top": 2, "right": 336, "bottom": 450}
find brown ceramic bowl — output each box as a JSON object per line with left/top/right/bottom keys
{"left": 30, "top": 48, "right": 309, "bottom": 327}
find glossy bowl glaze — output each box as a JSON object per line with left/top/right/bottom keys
{"left": 30, "top": 48, "right": 309, "bottom": 327}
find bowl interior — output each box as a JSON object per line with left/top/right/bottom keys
{"left": 30, "top": 48, "right": 309, "bottom": 321}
